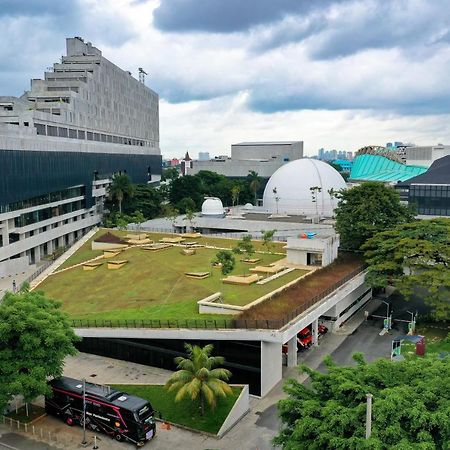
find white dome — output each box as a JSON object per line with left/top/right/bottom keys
{"left": 201, "top": 197, "right": 225, "bottom": 217}
{"left": 243, "top": 203, "right": 254, "bottom": 210}
{"left": 263, "top": 159, "right": 346, "bottom": 217}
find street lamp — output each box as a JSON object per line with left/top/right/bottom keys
{"left": 381, "top": 300, "right": 391, "bottom": 330}
{"left": 407, "top": 310, "right": 416, "bottom": 334}
{"left": 365, "top": 393, "right": 373, "bottom": 439}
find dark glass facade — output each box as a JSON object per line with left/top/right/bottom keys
{"left": 0, "top": 149, "right": 162, "bottom": 210}
{"left": 409, "top": 185, "right": 450, "bottom": 216}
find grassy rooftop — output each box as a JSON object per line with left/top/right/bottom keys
{"left": 38, "top": 230, "right": 304, "bottom": 322}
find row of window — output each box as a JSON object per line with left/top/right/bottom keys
{"left": 0, "top": 186, "right": 85, "bottom": 215}
{"left": 14, "top": 200, "right": 85, "bottom": 228}
{"left": 35, "top": 123, "right": 155, "bottom": 147}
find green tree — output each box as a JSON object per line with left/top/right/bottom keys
{"left": 163, "top": 204, "right": 180, "bottom": 225}
{"left": 177, "top": 197, "right": 197, "bottom": 214}
{"left": 335, "top": 182, "right": 413, "bottom": 251}
{"left": 165, "top": 344, "right": 233, "bottom": 416}
{"left": 109, "top": 173, "right": 134, "bottom": 214}
{"left": 231, "top": 185, "right": 241, "bottom": 208}
{"left": 184, "top": 208, "right": 196, "bottom": 230}
{"left": 213, "top": 250, "right": 235, "bottom": 275}
{"left": 247, "top": 170, "right": 261, "bottom": 206}
{"left": 233, "top": 235, "right": 255, "bottom": 260}
{"left": 115, "top": 214, "right": 131, "bottom": 231}
{"left": 261, "top": 229, "right": 276, "bottom": 253}
{"left": 363, "top": 218, "right": 450, "bottom": 319}
{"left": 122, "top": 184, "right": 163, "bottom": 219}
{"left": 0, "top": 291, "right": 79, "bottom": 412}
{"left": 132, "top": 210, "right": 146, "bottom": 230}
{"left": 275, "top": 354, "right": 450, "bottom": 449}
{"left": 161, "top": 167, "right": 179, "bottom": 182}
{"left": 169, "top": 176, "right": 203, "bottom": 210}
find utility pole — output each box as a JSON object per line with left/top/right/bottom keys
{"left": 82, "top": 378, "right": 87, "bottom": 447}
{"left": 365, "top": 393, "right": 373, "bottom": 439}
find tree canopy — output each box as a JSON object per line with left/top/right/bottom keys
{"left": 213, "top": 250, "right": 235, "bottom": 275}
{"left": 275, "top": 353, "right": 450, "bottom": 449}
{"left": 233, "top": 235, "right": 255, "bottom": 260}
{"left": 0, "top": 290, "right": 79, "bottom": 411}
{"left": 335, "top": 182, "right": 413, "bottom": 251}
{"left": 363, "top": 218, "right": 450, "bottom": 319}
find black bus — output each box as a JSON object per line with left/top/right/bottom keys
{"left": 45, "top": 377, "right": 156, "bottom": 447}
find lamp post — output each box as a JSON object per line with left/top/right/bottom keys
{"left": 381, "top": 300, "right": 391, "bottom": 330}
{"left": 365, "top": 393, "right": 373, "bottom": 439}
{"left": 407, "top": 310, "right": 416, "bottom": 334}
{"left": 81, "top": 378, "right": 87, "bottom": 447}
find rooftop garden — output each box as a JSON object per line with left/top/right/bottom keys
{"left": 37, "top": 230, "right": 303, "bottom": 322}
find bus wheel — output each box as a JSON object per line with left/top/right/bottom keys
{"left": 115, "top": 433, "right": 123, "bottom": 442}
{"left": 65, "top": 416, "right": 74, "bottom": 426}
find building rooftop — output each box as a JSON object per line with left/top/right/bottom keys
{"left": 233, "top": 141, "right": 302, "bottom": 146}
{"left": 398, "top": 155, "right": 450, "bottom": 186}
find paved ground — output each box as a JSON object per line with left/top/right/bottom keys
{"left": 0, "top": 297, "right": 408, "bottom": 450}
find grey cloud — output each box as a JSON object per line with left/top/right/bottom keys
{"left": 0, "top": 0, "right": 76, "bottom": 18}
{"left": 153, "top": 0, "right": 343, "bottom": 33}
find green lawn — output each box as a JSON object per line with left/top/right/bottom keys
{"left": 39, "top": 231, "right": 306, "bottom": 321}
{"left": 58, "top": 229, "right": 286, "bottom": 271}
{"left": 401, "top": 324, "right": 450, "bottom": 359}
{"left": 111, "top": 384, "right": 241, "bottom": 434}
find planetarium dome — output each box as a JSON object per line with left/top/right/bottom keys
{"left": 201, "top": 197, "right": 225, "bottom": 217}
{"left": 263, "top": 159, "right": 346, "bottom": 217}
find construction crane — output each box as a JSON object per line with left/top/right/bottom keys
{"left": 138, "top": 67, "right": 148, "bottom": 84}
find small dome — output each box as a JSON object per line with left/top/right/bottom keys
{"left": 243, "top": 203, "right": 254, "bottom": 210}
{"left": 263, "top": 159, "right": 346, "bottom": 217}
{"left": 201, "top": 197, "right": 225, "bottom": 217}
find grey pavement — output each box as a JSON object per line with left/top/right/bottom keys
{"left": 0, "top": 263, "right": 38, "bottom": 301}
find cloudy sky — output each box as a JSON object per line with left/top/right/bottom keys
{"left": 2, "top": 0, "right": 450, "bottom": 158}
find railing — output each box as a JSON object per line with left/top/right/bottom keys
{"left": 20, "top": 260, "right": 53, "bottom": 289}
{"left": 71, "top": 266, "right": 366, "bottom": 331}
{"left": 128, "top": 225, "right": 289, "bottom": 242}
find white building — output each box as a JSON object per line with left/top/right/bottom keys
{"left": 188, "top": 141, "right": 303, "bottom": 178}
{"left": 263, "top": 158, "right": 347, "bottom": 217}
{"left": 285, "top": 234, "right": 340, "bottom": 267}
{"left": 0, "top": 37, "right": 161, "bottom": 277}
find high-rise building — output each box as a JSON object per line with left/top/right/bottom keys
{"left": 198, "top": 152, "right": 210, "bottom": 161}
{"left": 0, "top": 37, "right": 161, "bottom": 277}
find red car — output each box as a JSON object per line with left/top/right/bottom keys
{"left": 282, "top": 324, "right": 329, "bottom": 354}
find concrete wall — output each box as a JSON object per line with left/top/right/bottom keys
{"left": 260, "top": 341, "right": 282, "bottom": 397}
{"left": 286, "top": 235, "right": 339, "bottom": 267}
{"left": 189, "top": 159, "right": 283, "bottom": 178}
{"left": 0, "top": 256, "right": 29, "bottom": 278}
{"left": 217, "top": 385, "right": 250, "bottom": 437}
{"left": 231, "top": 142, "right": 303, "bottom": 161}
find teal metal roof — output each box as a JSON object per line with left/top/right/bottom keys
{"left": 349, "top": 154, "right": 427, "bottom": 182}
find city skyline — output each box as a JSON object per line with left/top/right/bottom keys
{"left": 2, "top": 0, "right": 450, "bottom": 157}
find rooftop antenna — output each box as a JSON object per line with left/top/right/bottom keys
{"left": 138, "top": 67, "right": 147, "bottom": 84}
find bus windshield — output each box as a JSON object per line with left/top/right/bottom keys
{"left": 135, "top": 403, "right": 153, "bottom": 423}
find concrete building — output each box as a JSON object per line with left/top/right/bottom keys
{"left": 285, "top": 234, "right": 339, "bottom": 267}
{"left": 0, "top": 37, "right": 161, "bottom": 277}
{"left": 188, "top": 141, "right": 303, "bottom": 178}
{"left": 397, "top": 144, "right": 450, "bottom": 167}
{"left": 396, "top": 155, "right": 450, "bottom": 217}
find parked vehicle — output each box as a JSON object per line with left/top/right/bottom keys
{"left": 45, "top": 377, "right": 156, "bottom": 447}
{"left": 297, "top": 327, "right": 313, "bottom": 348}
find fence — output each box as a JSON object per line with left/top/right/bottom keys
{"left": 20, "top": 260, "right": 53, "bottom": 289}
{"left": 129, "top": 225, "right": 290, "bottom": 242}
{"left": 1, "top": 414, "right": 77, "bottom": 448}
{"left": 72, "top": 266, "right": 366, "bottom": 331}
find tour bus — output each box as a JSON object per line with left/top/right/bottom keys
{"left": 45, "top": 377, "right": 156, "bottom": 447}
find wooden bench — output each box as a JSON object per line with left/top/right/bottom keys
{"left": 107, "top": 260, "right": 129, "bottom": 270}
{"left": 185, "top": 271, "right": 210, "bottom": 279}
{"left": 82, "top": 261, "right": 103, "bottom": 271}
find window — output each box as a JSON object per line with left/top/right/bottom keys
{"left": 35, "top": 123, "right": 46, "bottom": 135}
{"left": 87, "top": 131, "right": 93, "bottom": 140}
{"left": 47, "top": 126, "right": 58, "bottom": 136}
{"left": 69, "top": 129, "right": 77, "bottom": 139}
{"left": 58, "top": 127, "right": 68, "bottom": 138}
{"left": 78, "top": 130, "right": 86, "bottom": 140}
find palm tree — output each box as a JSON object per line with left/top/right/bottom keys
{"left": 109, "top": 173, "right": 134, "bottom": 214}
{"left": 165, "top": 344, "right": 233, "bottom": 416}
{"left": 231, "top": 185, "right": 241, "bottom": 208}
{"left": 248, "top": 170, "right": 261, "bottom": 206}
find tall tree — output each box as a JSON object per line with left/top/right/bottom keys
{"left": 363, "top": 218, "right": 450, "bottom": 319}
{"left": 275, "top": 354, "right": 450, "bottom": 449}
{"left": 122, "top": 184, "right": 163, "bottom": 219}
{"left": 161, "top": 167, "right": 179, "bottom": 182}
{"left": 231, "top": 185, "right": 241, "bottom": 208}
{"left": 335, "top": 182, "right": 413, "bottom": 251}
{"left": 184, "top": 208, "right": 196, "bottom": 230}
{"left": 169, "top": 176, "right": 203, "bottom": 210}
{"left": 109, "top": 173, "right": 134, "bottom": 214}
{"left": 247, "top": 170, "right": 261, "bottom": 206}
{"left": 165, "top": 344, "right": 233, "bottom": 416}
{"left": 261, "top": 229, "right": 276, "bottom": 253}
{"left": 0, "top": 291, "right": 79, "bottom": 412}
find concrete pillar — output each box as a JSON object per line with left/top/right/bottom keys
{"left": 34, "top": 245, "right": 41, "bottom": 263}
{"left": 0, "top": 220, "right": 8, "bottom": 247}
{"left": 312, "top": 318, "right": 319, "bottom": 347}
{"left": 261, "top": 341, "right": 283, "bottom": 397}
{"left": 68, "top": 232, "right": 75, "bottom": 245}
{"left": 58, "top": 236, "right": 65, "bottom": 248}
{"left": 47, "top": 239, "right": 53, "bottom": 255}
{"left": 286, "top": 336, "right": 298, "bottom": 367}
